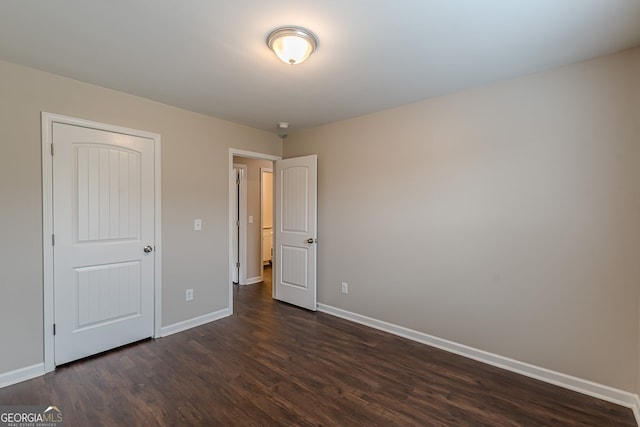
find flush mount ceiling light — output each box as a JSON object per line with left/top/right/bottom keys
{"left": 267, "top": 26, "right": 318, "bottom": 65}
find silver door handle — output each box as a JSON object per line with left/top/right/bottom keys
{"left": 144, "top": 245, "right": 153, "bottom": 253}
{"left": 306, "top": 238, "right": 316, "bottom": 244}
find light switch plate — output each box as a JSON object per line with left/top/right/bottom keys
{"left": 194, "top": 219, "right": 202, "bottom": 231}
{"left": 249, "top": 216, "right": 254, "bottom": 224}
{"left": 341, "top": 282, "right": 348, "bottom": 294}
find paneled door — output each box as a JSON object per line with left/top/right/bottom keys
{"left": 52, "top": 122, "right": 155, "bottom": 365}
{"left": 274, "top": 155, "right": 317, "bottom": 310}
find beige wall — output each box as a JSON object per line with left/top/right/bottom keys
{"left": 284, "top": 47, "right": 640, "bottom": 392}
{"left": 233, "top": 157, "right": 274, "bottom": 281}
{"left": 0, "top": 60, "right": 281, "bottom": 375}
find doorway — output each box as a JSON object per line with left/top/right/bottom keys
{"left": 260, "top": 167, "right": 273, "bottom": 281}
{"left": 228, "top": 149, "right": 280, "bottom": 312}
{"left": 231, "top": 155, "right": 275, "bottom": 286}
{"left": 228, "top": 149, "right": 318, "bottom": 313}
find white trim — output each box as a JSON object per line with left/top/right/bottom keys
{"left": 42, "top": 114, "right": 54, "bottom": 373}
{"left": 160, "top": 308, "right": 231, "bottom": 337}
{"left": 317, "top": 303, "right": 639, "bottom": 415}
{"left": 633, "top": 395, "right": 640, "bottom": 426}
{"left": 0, "top": 364, "right": 45, "bottom": 389}
{"left": 231, "top": 149, "right": 281, "bottom": 163}
{"left": 260, "top": 167, "right": 273, "bottom": 282}
{"left": 228, "top": 149, "right": 281, "bottom": 314}
{"left": 153, "top": 132, "right": 163, "bottom": 339}
{"left": 244, "top": 276, "right": 263, "bottom": 285}
{"left": 233, "top": 164, "right": 248, "bottom": 285}
{"left": 41, "top": 112, "right": 162, "bottom": 372}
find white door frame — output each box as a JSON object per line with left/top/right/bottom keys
{"left": 228, "top": 149, "right": 280, "bottom": 311}
{"left": 232, "top": 163, "right": 248, "bottom": 285}
{"left": 41, "top": 112, "right": 162, "bottom": 373}
{"left": 260, "top": 167, "right": 273, "bottom": 280}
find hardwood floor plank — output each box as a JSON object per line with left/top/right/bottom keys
{"left": 0, "top": 269, "right": 635, "bottom": 425}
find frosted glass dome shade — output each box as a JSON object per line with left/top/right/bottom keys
{"left": 267, "top": 27, "right": 318, "bottom": 65}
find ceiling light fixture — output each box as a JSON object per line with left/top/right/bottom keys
{"left": 267, "top": 26, "right": 318, "bottom": 65}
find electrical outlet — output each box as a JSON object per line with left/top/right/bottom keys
{"left": 186, "top": 288, "right": 194, "bottom": 301}
{"left": 341, "top": 282, "right": 348, "bottom": 294}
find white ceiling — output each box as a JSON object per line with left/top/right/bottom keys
{"left": 1, "top": 1, "right": 639, "bottom": 134}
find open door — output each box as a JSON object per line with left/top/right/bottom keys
{"left": 274, "top": 155, "right": 317, "bottom": 310}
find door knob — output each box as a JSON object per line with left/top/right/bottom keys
{"left": 306, "top": 238, "right": 316, "bottom": 244}
{"left": 144, "top": 245, "right": 153, "bottom": 253}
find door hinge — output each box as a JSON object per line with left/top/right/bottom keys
{"left": 236, "top": 220, "right": 240, "bottom": 227}
{"left": 50, "top": 143, "right": 54, "bottom": 156}
{"left": 53, "top": 324, "right": 56, "bottom": 335}
{"left": 236, "top": 262, "right": 240, "bottom": 268}
{"left": 52, "top": 234, "right": 55, "bottom": 246}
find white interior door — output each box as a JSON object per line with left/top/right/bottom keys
{"left": 53, "top": 122, "right": 155, "bottom": 365}
{"left": 274, "top": 155, "right": 317, "bottom": 310}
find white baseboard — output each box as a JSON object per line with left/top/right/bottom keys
{"left": 243, "top": 276, "right": 263, "bottom": 285}
{"left": 317, "top": 303, "right": 639, "bottom": 420}
{"left": 0, "top": 363, "right": 44, "bottom": 389}
{"left": 160, "top": 308, "right": 231, "bottom": 337}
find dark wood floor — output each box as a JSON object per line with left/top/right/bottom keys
{"left": 0, "top": 267, "right": 635, "bottom": 426}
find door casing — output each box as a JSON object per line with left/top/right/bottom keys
{"left": 260, "top": 167, "right": 273, "bottom": 281}
{"left": 232, "top": 163, "right": 247, "bottom": 285}
{"left": 228, "top": 149, "right": 281, "bottom": 311}
{"left": 41, "top": 112, "right": 162, "bottom": 373}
